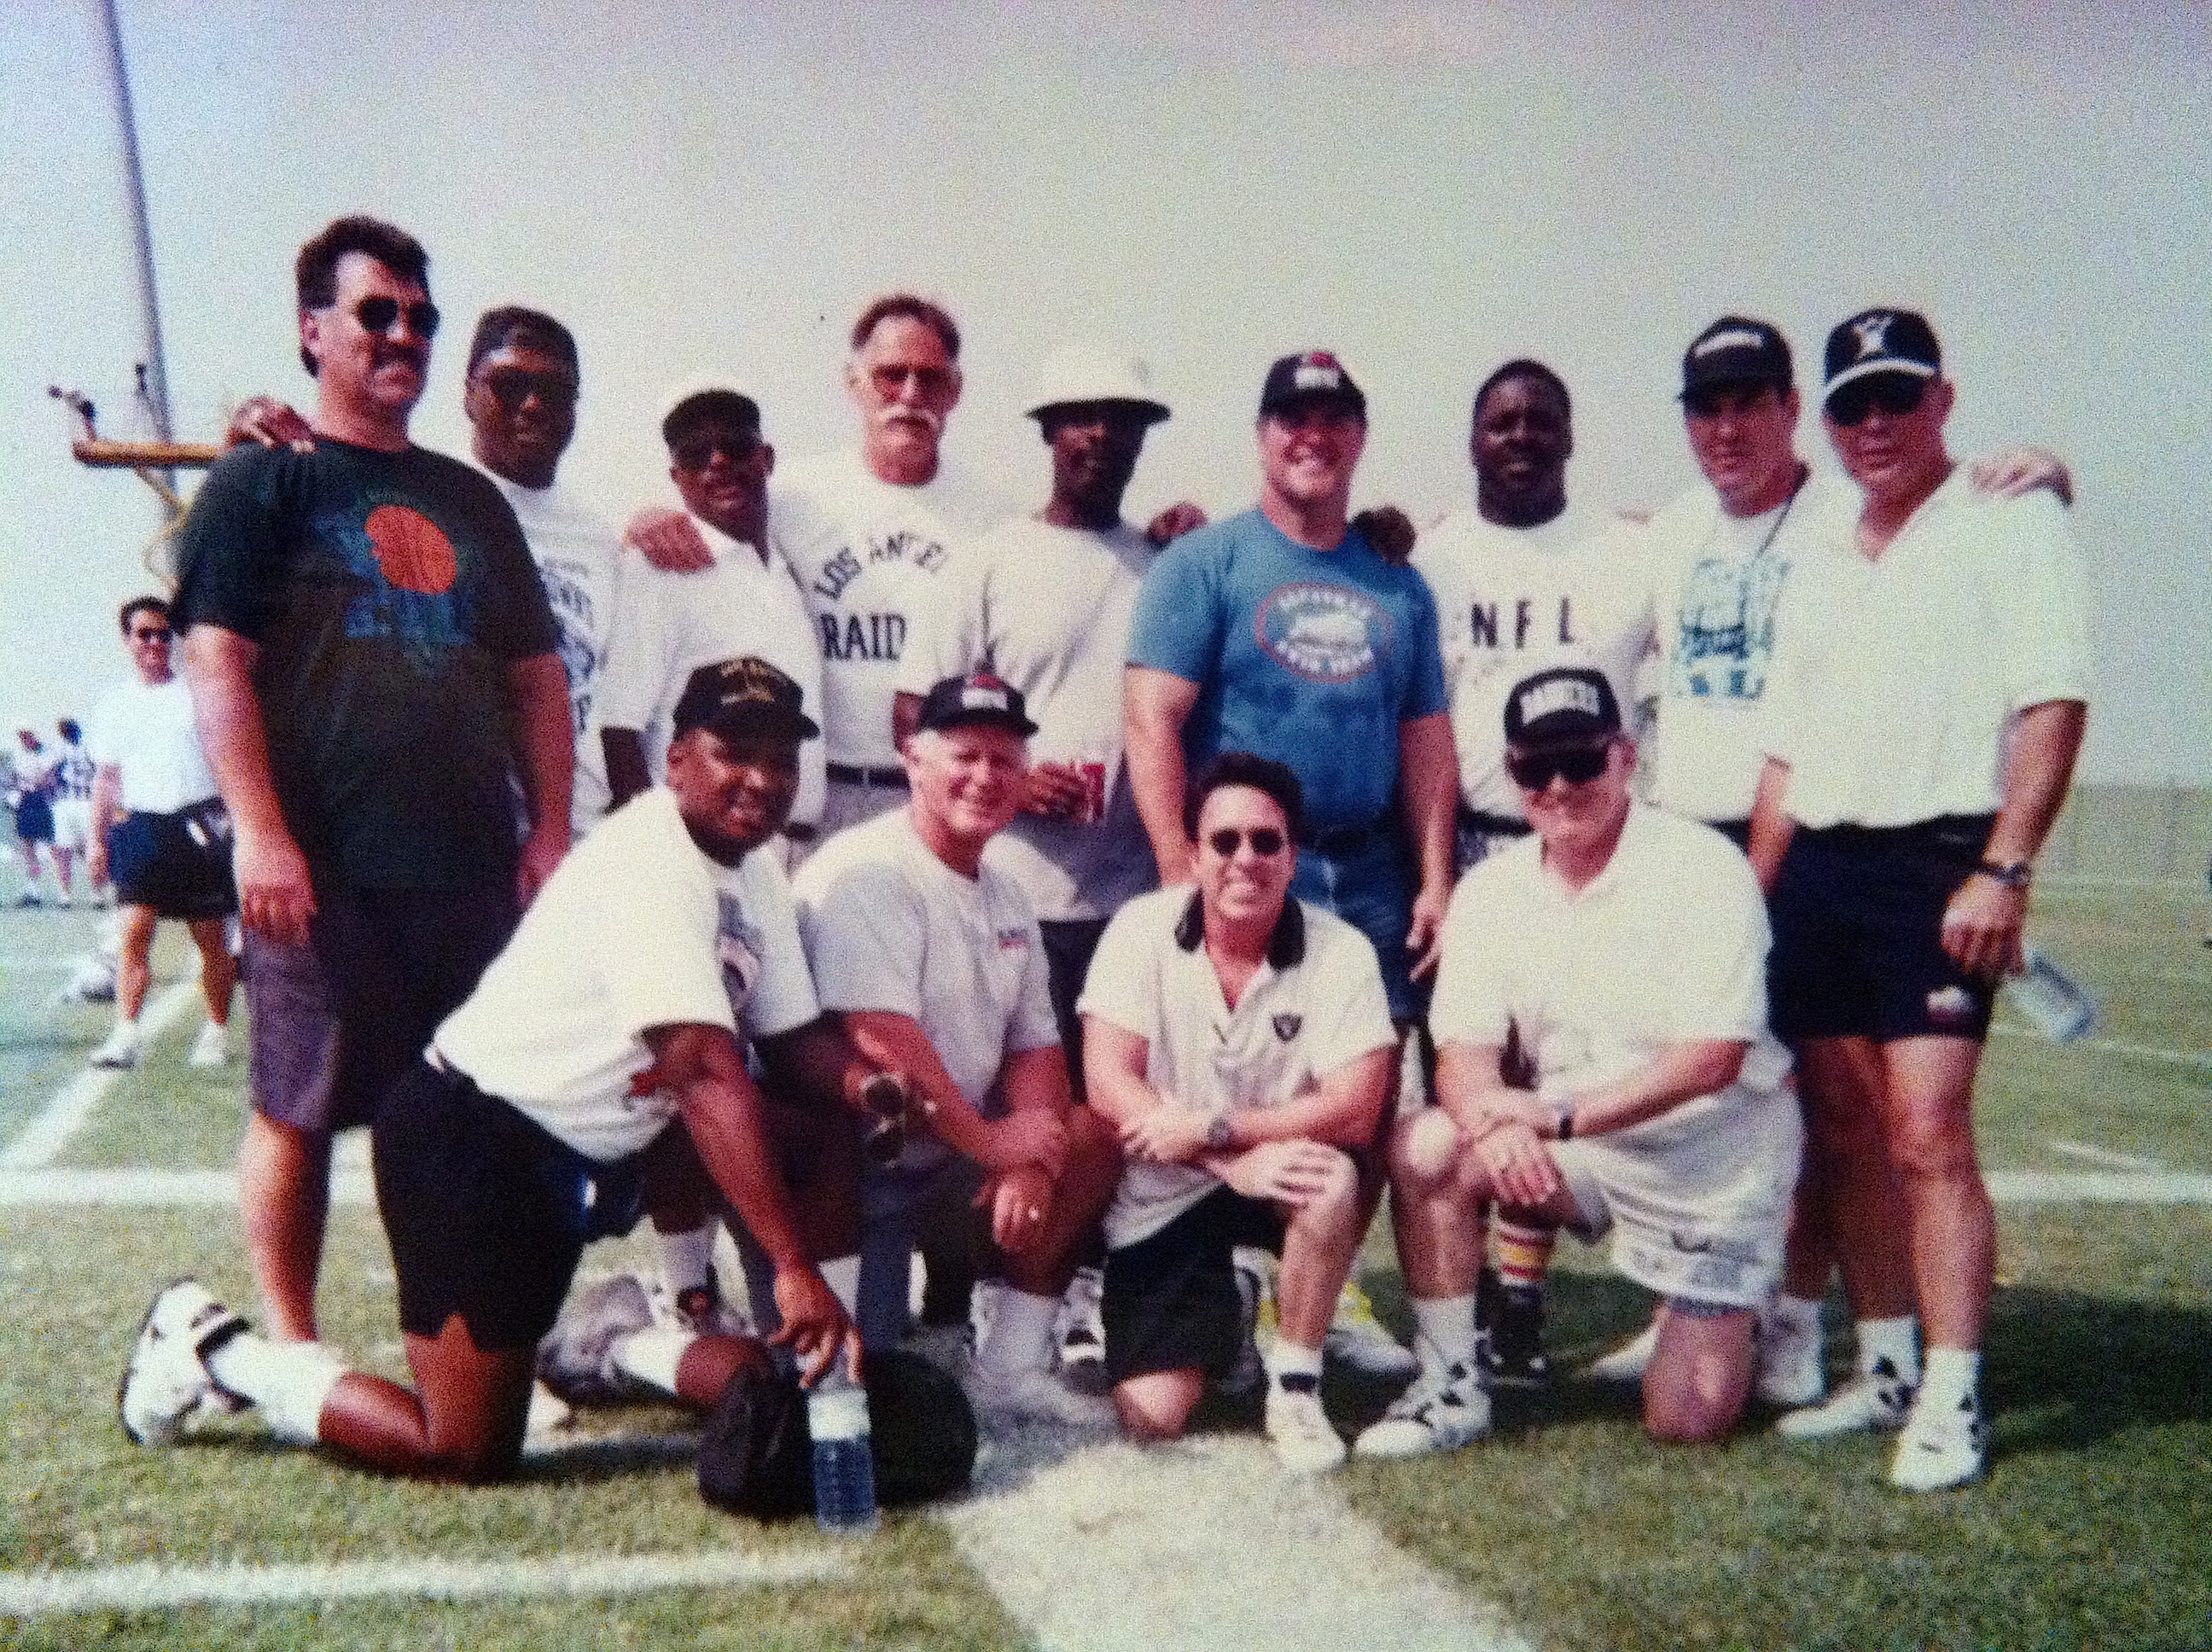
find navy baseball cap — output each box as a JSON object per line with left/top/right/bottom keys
{"left": 672, "top": 656, "right": 818, "bottom": 742}
{"left": 1504, "top": 667, "right": 1621, "bottom": 749}
{"left": 1680, "top": 316, "right": 1793, "bottom": 399}
{"left": 1259, "top": 351, "right": 1366, "bottom": 422}
{"left": 1823, "top": 308, "right": 1941, "bottom": 398}
{"left": 914, "top": 672, "right": 1039, "bottom": 737}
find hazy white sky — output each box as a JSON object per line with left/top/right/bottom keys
{"left": 5, "top": 1, "right": 2205, "bottom": 782}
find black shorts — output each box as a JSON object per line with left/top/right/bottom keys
{"left": 109, "top": 803, "right": 239, "bottom": 920}
{"left": 14, "top": 795, "right": 54, "bottom": 843}
{"left": 1039, "top": 917, "right": 1109, "bottom": 1101}
{"left": 374, "top": 1058, "right": 648, "bottom": 1349}
{"left": 1102, "top": 1186, "right": 1285, "bottom": 1384}
{"left": 1768, "top": 814, "right": 1997, "bottom": 1044}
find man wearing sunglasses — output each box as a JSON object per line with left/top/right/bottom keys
{"left": 1367, "top": 666, "right": 1799, "bottom": 1458}
{"left": 1081, "top": 753, "right": 1397, "bottom": 1472}
{"left": 1746, "top": 310, "right": 2090, "bottom": 1492}
{"left": 173, "top": 215, "right": 573, "bottom": 1345}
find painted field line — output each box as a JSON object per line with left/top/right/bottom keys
{"left": 0, "top": 1168, "right": 375, "bottom": 1206}
{"left": 1988, "top": 1169, "right": 2212, "bottom": 1205}
{"left": 0, "top": 978, "right": 203, "bottom": 1170}
{"left": 941, "top": 1428, "right": 1534, "bottom": 1652}
{"left": 0, "top": 1546, "right": 847, "bottom": 1616}
{"left": 2047, "top": 1139, "right": 2165, "bottom": 1172}
{"left": 0, "top": 953, "right": 78, "bottom": 972}
{"left": 1989, "top": 1023, "right": 2212, "bottom": 1070}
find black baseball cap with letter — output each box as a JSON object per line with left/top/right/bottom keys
{"left": 1503, "top": 666, "right": 1621, "bottom": 750}
{"left": 1679, "top": 316, "right": 1793, "bottom": 399}
{"left": 672, "top": 657, "right": 818, "bottom": 742}
{"left": 1258, "top": 350, "right": 1366, "bottom": 422}
{"left": 1822, "top": 308, "right": 1941, "bottom": 398}
{"left": 914, "top": 671, "right": 1039, "bottom": 737}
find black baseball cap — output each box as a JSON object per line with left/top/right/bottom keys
{"left": 1503, "top": 666, "right": 1621, "bottom": 750}
{"left": 1258, "top": 350, "right": 1366, "bottom": 422}
{"left": 660, "top": 379, "right": 762, "bottom": 446}
{"left": 914, "top": 672, "right": 1039, "bottom": 737}
{"left": 1680, "top": 316, "right": 1793, "bottom": 399}
{"left": 1823, "top": 308, "right": 1941, "bottom": 399}
{"left": 672, "top": 657, "right": 818, "bottom": 742}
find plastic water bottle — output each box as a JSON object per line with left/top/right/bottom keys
{"left": 2005, "top": 947, "right": 2098, "bottom": 1044}
{"left": 806, "top": 1370, "right": 879, "bottom": 1535}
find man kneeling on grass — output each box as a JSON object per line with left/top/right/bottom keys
{"left": 120, "top": 658, "right": 879, "bottom": 1485}
{"left": 1081, "top": 753, "right": 1396, "bottom": 1472}
{"left": 1359, "top": 668, "right": 1801, "bottom": 1457}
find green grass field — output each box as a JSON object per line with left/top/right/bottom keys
{"left": 1, "top": 882, "right": 2207, "bottom": 1652}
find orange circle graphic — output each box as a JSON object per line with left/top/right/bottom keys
{"left": 364, "top": 505, "right": 458, "bottom": 594}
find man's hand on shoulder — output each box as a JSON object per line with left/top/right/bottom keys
{"left": 1351, "top": 504, "right": 1417, "bottom": 565}
{"left": 1144, "top": 501, "right": 1208, "bottom": 547}
{"left": 1969, "top": 445, "right": 2073, "bottom": 508}
{"left": 624, "top": 505, "right": 714, "bottom": 573}
{"left": 224, "top": 396, "right": 317, "bottom": 455}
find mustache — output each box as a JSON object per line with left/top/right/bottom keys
{"left": 876, "top": 404, "right": 944, "bottom": 436}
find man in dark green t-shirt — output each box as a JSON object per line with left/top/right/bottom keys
{"left": 173, "top": 215, "right": 572, "bottom": 1344}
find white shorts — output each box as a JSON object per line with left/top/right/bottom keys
{"left": 1550, "top": 1094, "right": 1801, "bottom": 1310}
{"left": 51, "top": 799, "right": 94, "bottom": 853}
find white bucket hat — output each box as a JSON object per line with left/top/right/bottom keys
{"left": 1026, "top": 346, "right": 1170, "bottom": 423}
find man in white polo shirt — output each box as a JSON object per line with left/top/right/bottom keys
{"left": 1082, "top": 753, "right": 1396, "bottom": 1473}
{"left": 1749, "top": 309, "right": 2089, "bottom": 1492}
{"left": 1362, "top": 667, "right": 1799, "bottom": 1458}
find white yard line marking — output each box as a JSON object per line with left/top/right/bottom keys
{"left": 1985, "top": 1169, "right": 2212, "bottom": 1205}
{"left": 0, "top": 1546, "right": 847, "bottom": 1616}
{"left": 1989, "top": 1023, "right": 2212, "bottom": 1070}
{"left": 0, "top": 978, "right": 203, "bottom": 1170}
{"left": 0, "top": 1168, "right": 375, "bottom": 1206}
{"left": 940, "top": 1429, "right": 1534, "bottom": 1652}
{"left": 0, "top": 953, "right": 78, "bottom": 972}
{"left": 2047, "top": 1140, "right": 2167, "bottom": 1172}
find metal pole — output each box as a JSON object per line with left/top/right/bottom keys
{"left": 94, "top": 0, "right": 179, "bottom": 511}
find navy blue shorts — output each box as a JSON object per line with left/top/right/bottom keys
{"left": 1768, "top": 815, "right": 1997, "bottom": 1044}
{"left": 1103, "top": 1186, "right": 1285, "bottom": 1383}
{"left": 108, "top": 803, "right": 238, "bottom": 920}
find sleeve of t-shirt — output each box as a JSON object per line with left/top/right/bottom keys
{"left": 1655, "top": 835, "right": 1771, "bottom": 1042}
{"left": 797, "top": 859, "right": 928, "bottom": 1019}
{"left": 592, "top": 811, "right": 737, "bottom": 1042}
{"left": 1074, "top": 899, "right": 1165, "bottom": 1044}
{"left": 1426, "top": 868, "right": 1514, "bottom": 1049}
{"left": 169, "top": 447, "right": 288, "bottom": 642}
{"left": 1126, "top": 532, "right": 1223, "bottom": 681}
{"left": 466, "top": 475, "right": 562, "bottom": 662}
{"left": 1993, "top": 493, "right": 2092, "bottom": 712}
{"left": 1305, "top": 920, "right": 1397, "bottom": 1073}
{"left": 594, "top": 553, "right": 676, "bottom": 732}
{"left": 1397, "top": 569, "right": 1452, "bottom": 721}
{"left": 1006, "top": 915, "right": 1062, "bottom": 1055}
{"left": 734, "top": 855, "right": 822, "bottom": 1041}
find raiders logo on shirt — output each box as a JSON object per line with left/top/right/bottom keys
{"left": 716, "top": 893, "right": 763, "bottom": 1006}
{"left": 1272, "top": 1014, "right": 1302, "bottom": 1041}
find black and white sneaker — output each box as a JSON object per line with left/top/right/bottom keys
{"left": 1889, "top": 1390, "right": 1989, "bottom": 1492}
{"left": 119, "top": 1278, "right": 246, "bottom": 1446}
{"left": 1352, "top": 1360, "right": 1491, "bottom": 1458}
{"left": 536, "top": 1271, "right": 656, "bottom": 1405}
{"left": 1776, "top": 1357, "right": 1915, "bottom": 1440}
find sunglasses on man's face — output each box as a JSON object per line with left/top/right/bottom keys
{"left": 350, "top": 295, "right": 441, "bottom": 340}
{"left": 869, "top": 364, "right": 955, "bottom": 398}
{"left": 1505, "top": 742, "right": 1610, "bottom": 792}
{"left": 1206, "top": 826, "right": 1287, "bottom": 858}
{"left": 128, "top": 625, "right": 171, "bottom": 643}
{"left": 1825, "top": 375, "right": 1927, "bottom": 428}
{"left": 478, "top": 369, "right": 577, "bottom": 414}
{"left": 670, "top": 430, "right": 764, "bottom": 472}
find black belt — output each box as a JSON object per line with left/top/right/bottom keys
{"left": 782, "top": 822, "right": 818, "bottom": 844}
{"left": 1308, "top": 817, "right": 1389, "bottom": 858}
{"left": 826, "top": 763, "right": 908, "bottom": 788}
{"left": 1458, "top": 806, "right": 1533, "bottom": 838}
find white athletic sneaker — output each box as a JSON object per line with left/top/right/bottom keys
{"left": 646, "top": 1276, "right": 752, "bottom": 1340}
{"left": 966, "top": 1363, "right": 1118, "bottom": 1428}
{"left": 1352, "top": 1359, "right": 1491, "bottom": 1459}
{"left": 1775, "top": 1359, "right": 1915, "bottom": 1440}
{"left": 119, "top": 1278, "right": 246, "bottom": 1446}
{"left": 1755, "top": 1310, "right": 1826, "bottom": 1410}
{"left": 535, "top": 1271, "right": 656, "bottom": 1405}
{"left": 89, "top": 1021, "right": 143, "bottom": 1069}
{"left": 1586, "top": 1322, "right": 1659, "bottom": 1383}
{"left": 1056, "top": 1265, "right": 1106, "bottom": 1373}
{"left": 524, "top": 1381, "right": 574, "bottom": 1440}
{"left": 66, "top": 956, "right": 117, "bottom": 1002}
{"left": 1888, "top": 1390, "right": 1989, "bottom": 1492}
{"left": 188, "top": 1021, "right": 230, "bottom": 1070}
{"left": 1324, "top": 1280, "right": 1419, "bottom": 1378}
{"left": 1264, "top": 1382, "right": 1347, "bottom": 1475}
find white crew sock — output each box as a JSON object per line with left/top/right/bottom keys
{"left": 654, "top": 1222, "right": 719, "bottom": 1301}
{"left": 975, "top": 1288, "right": 1058, "bottom": 1378}
{"left": 1767, "top": 1293, "right": 1822, "bottom": 1335}
{"left": 1263, "top": 1339, "right": 1323, "bottom": 1390}
{"left": 1919, "top": 1346, "right": 1982, "bottom": 1410}
{"left": 608, "top": 1327, "right": 695, "bottom": 1396}
{"left": 1410, "top": 1294, "right": 1480, "bottom": 1374}
{"left": 1856, "top": 1315, "right": 1921, "bottom": 1382}
{"left": 203, "top": 1332, "right": 348, "bottom": 1444}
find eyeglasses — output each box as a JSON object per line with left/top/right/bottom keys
{"left": 128, "top": 625, "right": 172, "bottom": 643}
{"left": 670, "top": 430, "right": 764, "bottom": 471}
{"left": 1205, "top": 826, "right": 1288, "bottom": 858}
{"left": 1505, "top": 743, "right": 1610, "bottom": 791}
{"left": 869, "top": 364, "right": 956, "bottom": 398}
{"left": 478, "top": 368, "right": 576, "bottom": 413}
{"left": 350, "top": 295, "right": 441, "bottom": 340}
{"left": 1825, "top": 375, "right": 1927, "bottom": 428}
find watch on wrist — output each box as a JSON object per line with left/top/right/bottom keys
{"left": 1973, "top": 858, "right": 2033, "bottom": 891}
{"left": 1205, "top": 1109, "right": 1236, "bottom": 1151}
{"left": 1555, "top": 1107, "right": 1575, "bottom": 1143}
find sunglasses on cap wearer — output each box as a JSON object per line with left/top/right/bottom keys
{"left": 1505, "top": 742, "right": 1612, "bottom": 792}
{"left": 1825, "top": 375, "right": 1928, "bottom": 428}
{"left": 477, "top": 368, "right": 578, "bottom": 413}
{"left": 869, "top": 364, "right": 956, "bottom": 398}
{"left": 128, "top": 623, "right": 172, "bottom": 643}
{"left": 670, "top": 429, "right": 765, "bottom": 471}
{"left": 348, "top": 295, "right": 441, "bottom": 340}
{"left": 1205, "top": 826, "right": 1288, "bottom": 858}
{"left": 1682, "top": 383, "right": 1783, "bottom": 421}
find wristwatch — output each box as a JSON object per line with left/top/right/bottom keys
{"left": 1553, "top": 1107, "right": 1575, "bottom": 1143}
{"left": 1973, "top": 858, "right": 2033, "bottom": 890}
{"left": 1205, "top": 1109, "right": 1236, "bottom": 1151}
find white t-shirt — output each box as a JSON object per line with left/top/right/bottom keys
{"left": 493, "top": 474, "right": 626, "bottom": 837}
{"left": 1429, "top": 803, "right": 1792, "bottom": 1149}
{"left": 776, "top": 449, "right": 1009, "bottom": 771}
{"left": 792, "top": 808, "right": 1058, "bottom": 1166}
{"left": 1412, "top": 501, "right": 1658, "bottom": 819}
{"left": 897, "top": 514, "right": 1159, "bottom": 922}
{"left": 84, "top": 677, "right": 218, "bottom": 814}
{"left": 1080, "top": 887, "right": 1396, "bottom": 1248}
{"left": 591, "top": 508, "right": 827, "bottom": 829}
{"left": 434, "top": 787, "right": 818, "bottom": 1161}
{"left": 1644, "top": 470, "right": 1860, "bottom": 823}
{"left": 1760, "top": 472, "right": 2092, "bottom": 829}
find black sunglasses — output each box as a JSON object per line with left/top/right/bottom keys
{"left": 128, "top": 625, "right": 172, "bottom": 643}
{"left": 1682, "top": 384, "right": 1779, "bottom": 420}
{"left": 1825, "top": 375, "right": 1927, "bottom": 428}
{"left": 1206, "top": 826, "right": 1287, "bottom": 858}
{"left": 351, "top": 295, "right": 441, "bottom": 340}
{"left": 479, "top": 368, "right": 577, "bottom": 413}
{"left": 671, "top": 431, "right": 764, "bottom": 471}
{"left": 1505, "top": 743, "right": 1610, "bottom": 791}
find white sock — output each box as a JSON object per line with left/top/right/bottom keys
{"left": 976, "top": 1288, "right": 1058, "bottom": 1377}
{"left": 821, "top": 1254, "right": 862, "bottom": 1318}
{"left": 654, "top": 1223, "right": 719, "bottom": 1301}
{"left": 1767, "top": 1293, "right": 1822, "bottom": 1334}
{"left": 203, "top": 1333, "right": 348, "bottom": 1445}
{"left": 1856, "top": 1315, "right": 1921, "bottom": 1382}
{"left": 1919, "top": 1346, "right": 1982, "bottom": 1410}
{"left": 608, "top": 1326, "right": 696, "bottom": 1396}
{"left": 1411, "top": 1294, "right": 1480, "bottom": 1373}
{"left": 114, "top": 1015, "right": 141, "bottom": 1034}
{"left": 1264, "top": 1339, "right": 1323, "bottom": 1390}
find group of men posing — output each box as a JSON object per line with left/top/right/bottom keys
{"left": 114, "top": 212, "right": 2087, "bottom": 1506}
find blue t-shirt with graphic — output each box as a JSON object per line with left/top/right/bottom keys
{"left": 1127, "top": 509, "right": 1448, "bottom": 834}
